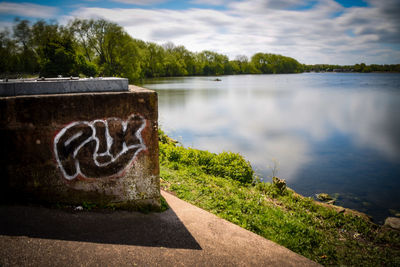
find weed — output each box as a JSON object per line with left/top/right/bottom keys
{"left": 81, "top": 201, "right": 97, "bottom": 210}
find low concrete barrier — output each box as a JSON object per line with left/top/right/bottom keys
{"left": 0, "top": 82, "right": 160, "bottom": 210}
{"left": 0, "top": 77, "right": 129, "bottom": 96}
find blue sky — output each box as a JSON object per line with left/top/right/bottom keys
{"left": 1, "top": 0, "right": 399, "bottom": 64}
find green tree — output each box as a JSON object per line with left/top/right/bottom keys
{"left": 69, "top": 19, "right": 96, "bottom": 62}
{"left": 0, "top": 29, "right": 18, "bottom": 74}
{"left": 13, "top": 18, "right": 38, "bottom": 74}
{"left": 110, "top": 33, "right": 143, "bottom": 81}
{"left": 162, "top": 42, "right": 188, "bottom": 76}
{"left": 251, "top": 53, "right": 273, "bottom": 73}
{"left": 233, "top": 55, "right": 258, "bottom": 74}
{"left": 30, "top": 21, "right": 78, "bottom": 77}
{"left": 70, "top": 19, "right": 143, "bottom": 81}
{"left": 251, "top": 53, "right": 302, "bottom": 74}
{"left": 197, "top": 51, "right": 229, "bottom": 75}
{"left": 143, "top": 42, "right": 166, "bottom": 77}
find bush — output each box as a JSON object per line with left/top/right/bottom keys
{"left": 206, "top": 152, "right": 254, "bottom": 184}
{"left": 158, "top": 130, "right": 254, "bottom": 184}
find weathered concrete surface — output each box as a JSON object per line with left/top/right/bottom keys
{"left": 0, "top": 77, "right": 129, "bottom": 96}
{"left": 0, "top": 190, "right": 320, "bottom": 267}
{"left": 0, "top": 85, "right": 160, "bottom": 209}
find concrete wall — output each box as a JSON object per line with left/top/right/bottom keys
{"left": 0, "top": 85, "right": 160, "bottom": 209}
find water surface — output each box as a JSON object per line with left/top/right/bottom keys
{"left": 142, "top": 73, "right": 400, "bottom": 223}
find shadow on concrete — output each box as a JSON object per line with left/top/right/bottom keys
{"left": 0, "top": 204, "right": 202, "bottom": 250}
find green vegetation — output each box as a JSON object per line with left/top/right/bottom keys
{"left": 304, "top": 63, "right": 400, "bottom": 73}
{"left": 252, "top": 53, "right": 303, "bottom": 74}
{"left": 159, "top": 130, "right": 400, "bottom": 266}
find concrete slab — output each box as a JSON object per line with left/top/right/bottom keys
{"left": 0, "top": 77, "right": 129, "bottom": 96}
{"left": 0, "top": 190, "right": 320, "bottom": 266}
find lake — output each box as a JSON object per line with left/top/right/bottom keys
{"left": 141, "top": 73, "right": 400, "bottom": 224}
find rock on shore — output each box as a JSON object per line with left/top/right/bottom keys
{"left": 384, "top": 217, "right": 400, "bottom": 230}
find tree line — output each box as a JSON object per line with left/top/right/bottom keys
{"left": 1, "top": 18, "right": 398, "bottom": 82}
{"left": 0, "top": 18, "right": 303, "bottom": 81}
{"left": 304, "top": 63, "right": 400, "bottom": 73}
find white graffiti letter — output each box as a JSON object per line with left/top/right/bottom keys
{"left": 54, "top": 114, "right": 146, "bottom": 180}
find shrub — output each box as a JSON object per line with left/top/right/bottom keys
{"left": 206, "top": 152, "right": 254, "bottom": 184}
{"left": 158, "top": 130, "right": 254, "bottom": 184}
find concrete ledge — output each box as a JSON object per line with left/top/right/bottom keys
{"left": 0, "top": 77, "right": 129, "bottom": 96}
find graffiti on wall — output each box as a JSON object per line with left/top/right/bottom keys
{"left": 54, "top": 114, "right": 146, "bottom": 180}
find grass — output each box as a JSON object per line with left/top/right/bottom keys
{"left": 158, "top": 130, "right": 400, "bottom": 266}
{"left": 49, "top": 196, "right": 169, "bottom": 213}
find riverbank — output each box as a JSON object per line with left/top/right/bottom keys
{"left": 158, "top": 130, "right": 400, "bottom": 265}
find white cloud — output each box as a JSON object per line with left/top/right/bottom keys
{"left": 110, "top": 0, "right": 167, "bottom": 5}
{"left": 62, "top": 0, "right": 400, "bottom": 64}
{"left": 0, "top": 2, "right": 58, "bottom": 18}
{"left": 0, "top": 21, "right": 13, "bottom": 31}
{"left": 190, "top": 0, "right": 230, "bottom": 5}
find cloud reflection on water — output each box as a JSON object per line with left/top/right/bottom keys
{"left": 150, "top": 74, "right": 400, "bottom": 184}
